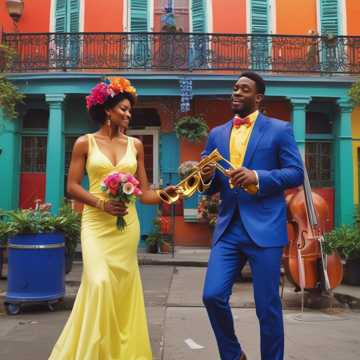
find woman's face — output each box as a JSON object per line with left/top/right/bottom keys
{"left": 107, "top": 98, "right": 132, "bottom": 130}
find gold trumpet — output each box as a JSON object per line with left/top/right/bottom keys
{"left": 158, "top": 149, "right": 258, "bottom": 205}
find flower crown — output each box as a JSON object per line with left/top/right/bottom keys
{"left": 86, "top": 77, "right": 137, "bottom": 110}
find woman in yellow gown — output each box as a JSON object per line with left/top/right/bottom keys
{"left": 49, "top": 78, "right": 176, "bottom": 360}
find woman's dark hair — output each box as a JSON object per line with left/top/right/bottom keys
{"left": 239, "top": 71, "right": 266, "bottom": 95}
{"left": 88, "top": 91, "right": 136, "bottom": 125}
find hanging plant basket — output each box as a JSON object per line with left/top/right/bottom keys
{"left": 174, "top": 116, "right": 209, "bottom": 143}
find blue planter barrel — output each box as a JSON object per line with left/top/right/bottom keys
{"left": 6, "top": 233, "right": 65, "bottom": 303}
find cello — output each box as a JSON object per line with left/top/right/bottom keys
{"left": 283, "top": 166, "right": 343, "bottom": 295}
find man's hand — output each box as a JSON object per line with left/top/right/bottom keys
{"left": 200, "top": 162, "right": 216, "bottom": 183}
{"left": 104, "top": 200, "right": 128, "bottom": 216}
{"left": 163, "top": 185, "right": 180, "bottom": 198}
{"left": 228, "top": 167, "right": 258, "bottom": 188}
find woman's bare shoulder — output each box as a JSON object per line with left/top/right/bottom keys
{"left": 72, "top": 134, "right": 89, "bottom": 154}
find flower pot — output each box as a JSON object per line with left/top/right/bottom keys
{"left": 147, "top": 243, "right": 158, "bottom": 254}
{"left": 343, "top": 258, "right": 360, "bottom": 286}
{"left": 5, "top": 233, "right": 65, "bottom": 314}
{"left": 159, "top": 242, "right": 171, "bottom": 254}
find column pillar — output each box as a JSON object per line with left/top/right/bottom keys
{"left": 289, "top": 97, "right": 311, "bottom": 159}
{"left": 45, "top": 94, "right": 66, "bottom": 214}
{"left": 335, "top": 98, "right": 354, "bottom": 225}
{"left": 0, "top": 109, "right": 20, "bottom": 210}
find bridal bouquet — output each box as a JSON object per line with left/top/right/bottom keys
{"left": 101, "top": 172, "right": 142, "bottom": 231}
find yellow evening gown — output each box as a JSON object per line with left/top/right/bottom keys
{"left": 49, "top": 134, "right": 152, "bottom": 360}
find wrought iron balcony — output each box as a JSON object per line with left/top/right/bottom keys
{"left": 2, "top": 32, "right": 360, "bottom": 74}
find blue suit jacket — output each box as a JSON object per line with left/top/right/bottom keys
{"left": 201, "top": 113, "right": 304, "bottom": 247}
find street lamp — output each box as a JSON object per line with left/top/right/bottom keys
{"left": 6, "top": 0, "right": 24, "bottom": 27}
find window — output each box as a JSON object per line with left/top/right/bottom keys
{"left": 306, "top": 112, "right": 333, "bottom": 134}
{"left": 21, "top": 136, "right": 47, "bottom": 172}
{"left": 154, "top": 0, "right": 189, "bottom": 32}
{"left": 305, "top": 142, "right": 333, "bottom": 187}
{"left": 22, "top": 109, "right": 49, "bottom": 130}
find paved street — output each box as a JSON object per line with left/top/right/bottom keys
{"left": 1, "top": 263, "right": 360, "bottom": 360}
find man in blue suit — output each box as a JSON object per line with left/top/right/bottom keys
{"left": 200, "top": 71, "right": 304, "bottom": 360}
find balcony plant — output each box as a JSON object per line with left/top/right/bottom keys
{"left": 175, "top": 115, "right": 209, "bottom": 143}
{"left": 0, "top": 44, "right": 24, "bottom": 119}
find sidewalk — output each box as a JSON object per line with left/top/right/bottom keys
{"left": 138, "top": 246, "right": 360, "bottom": 309}
{"left": 138, "top": 246, "right": 211, "bottom": 267}
{"left": 0, "top": 248, "right": 360, "bottom": 359}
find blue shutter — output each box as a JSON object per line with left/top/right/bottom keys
{"left": 54, "top": 0, "right": 79, "bottom": 32}
{"left": 129, "top": 0, "right": 150, "bottom": 67}
{"left": 251, "top": 0, "right": 268, "bottom": 34}
{"left": 69, "top": 0, "right": 80, "bottom": 32}
{"left": 69, "top": 0, "right": 80, "bottom": 67}
{"left": 55, "top": 0, "right": 67, "bottom": 32}
{"left": 190, "top": 0, "right": 207, "bottom": 69}
{"left": 191, "top": 0, "right": 206, "bottom": 33}
{"left": 250, "top": 0, "right": 269, "bottom": 71}
{"left": 320, "top": 0, "right": 339, "bottom": 35}
{"left": 130, "top": 0, "right": 149, "bottom": 32}
{"left": 320, "top": 0, "right": 341, "bottom": 72}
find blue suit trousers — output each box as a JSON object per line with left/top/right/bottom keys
{"left": 202, "top": 214, "right": 284, "bottom": 360}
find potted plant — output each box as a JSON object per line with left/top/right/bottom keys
{"left": 144, "top": 232, "right": 160, "bottom": 254}
{"left": 0, "top": 201, "right": 80, "bottom": 274}
{"left": 197, "top": 194, "right": 220, "bottom": 228}
{"left": 324, "top": 224, "right": 360, "bottom": 285}
{"left": 144, "top": 215, "right": 171, "bottom": 254}
{"left": 0, "top": 220, "right": 17, "bottom": 278}
{"left": 175, "top": 116, "right": 209, "bottom": 143}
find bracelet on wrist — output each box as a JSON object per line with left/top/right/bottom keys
{"left": 95, "top": 198, "right": 106, "bottom": 211}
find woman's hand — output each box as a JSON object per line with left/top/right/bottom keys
{"left": 104, "top": 200, "right": 128, "bottom": 216}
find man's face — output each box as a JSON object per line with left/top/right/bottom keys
{"left": 231, "top": 77, "right": 263, "bottom": 117}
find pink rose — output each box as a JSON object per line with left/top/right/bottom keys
{"left": 127, "top": 175, "right": 140, "bottom": 186}
{"left": 134, "top": 187, "right": 142, "bottom": 196}
{"left": 122, "top": 182, "right": 135, "bottom": 195}
{"left": 119, "top": 173, "right": 129, "bottom": 183}
{"left": 104, "top": 173, "right": 121, "bottom": 194}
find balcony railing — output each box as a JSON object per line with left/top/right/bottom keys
{"left": 2, "top": 32, "right": 360, "bottom": 74}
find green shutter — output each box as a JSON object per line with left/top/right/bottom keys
{"left": 250, "top": 0, "right": 269, "bottom": 70}
{"left": 130, "top": 0, "right": 149, "bottom": 32}
{"left": 54, "top": 0, "right": 79, "bottom": 32}
{"left": 55, "top": 0, "right": 67, "bottom": 32}
{"left": 191, "top": 0, "right": 206, "bottom": 33}
{"left": 69, "top": 0, "right": 80, "bottom": 32}
{"left": 320, "top": 0, "right": 339, "bottom": 35}
{"left": 251, "top": 0, "right": 268, "bottom": 33}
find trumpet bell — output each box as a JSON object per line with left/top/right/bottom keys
{"left": 157, "top": 148, "right": 258, "bottom": 205}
